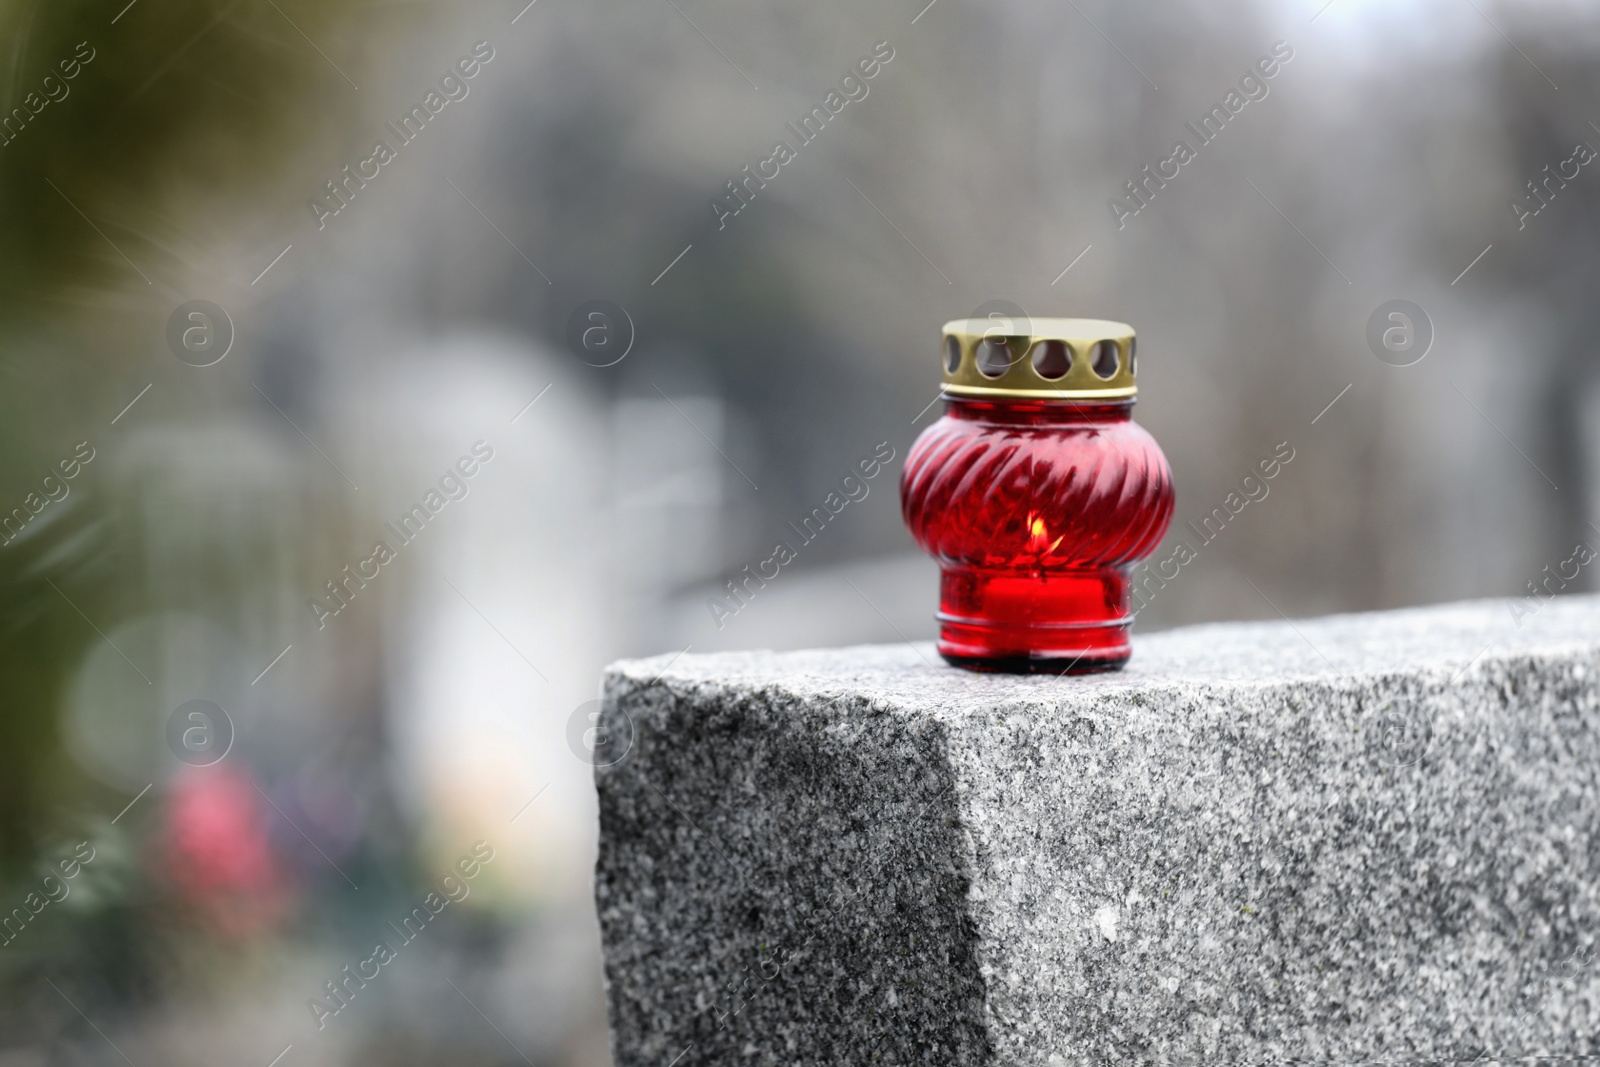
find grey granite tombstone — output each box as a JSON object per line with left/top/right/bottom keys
{"left": 593, "top": 596, "right": 1600, "bottom": 1065}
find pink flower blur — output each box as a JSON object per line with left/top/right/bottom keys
{"left": 162, "top": 764, "right": 291, "bottom": 936}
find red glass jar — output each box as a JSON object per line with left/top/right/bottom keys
{"left": 901, "top": 319, "right": 1174, "bottom": 673}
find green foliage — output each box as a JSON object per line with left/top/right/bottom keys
{"left": 0, "top": 0, "right": 362, "bottom": 309}
{"left": 0, "top": 0, "right": 368, "bottom": 884}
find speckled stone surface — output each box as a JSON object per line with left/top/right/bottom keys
{"left": 594, "top": 596, "right": 1600, "bottom": 1065}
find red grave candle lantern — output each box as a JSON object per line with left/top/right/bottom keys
{"left": 901, "top": 318, "right": 1174, "bottom": 673}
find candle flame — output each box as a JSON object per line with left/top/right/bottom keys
{"left": 1025, "top": 512, "right": 1065, "bottom": 554}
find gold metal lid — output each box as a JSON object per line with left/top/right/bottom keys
{"left": 940, "top": 317, "right": 1136, "bottom": 399}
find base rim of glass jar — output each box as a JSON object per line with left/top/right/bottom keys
{"left": 936, "top": 610, "right": 1135, "bottom": 630}
{"left": 936, "top": 646, "right": 1130, "bottom": 675}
